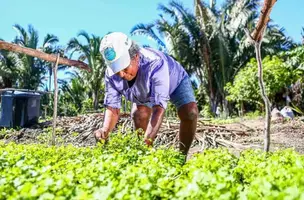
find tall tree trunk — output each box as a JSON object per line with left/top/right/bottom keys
{"left": 2, "top": 77, "right": 13, "bottom": 89}
{"left": 49, "top": 69, "right": 52, "bottom": 91}
{"left": 194, "top": 0, "right": 216, "bottom": 114}
{"left": 124, "top": 98, "right": 127, "bottom": 113}
{"left": 222, "top": 98, "right": 229, "bottom": 119}
{"left": 93, "top": 90, "right": 99, "bottom": 111}
{"left": 199, "top": 38, "right": 215, "bottom": 114}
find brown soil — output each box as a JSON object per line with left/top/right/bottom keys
{"left": 1, "top": 114, "right": 304, "bottom": 156}
{"left": 224, "top": 118, "right": 304, "bottom": 151}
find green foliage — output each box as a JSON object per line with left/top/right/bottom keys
{"left": 0, "top": 132, "right": 303, "bottom": 199}
{"left": 165, "top": 102, "right": 177, "bottom": 117}
{"left": 281, "top": 46, "right": 304, "bottom": 111}
{"left": 282, "top": 45, "right": 304, "bottom": 72}
{"left": 81, "top": 98, "right": 94, "bottom": 113}
{"left": 225, "top": 56, "right": 296, "bottom": 108}
{"left": 235, "top": 149, "right": 304, "bottom": 199}
{"left": 200, "top": 104, "right": 213, "bottom": 118}
{"left": 207, "top": 110, "right": 262, "bottom": 125}
{"left": 10, "top": 24, "right": 59, "bottom": 90}
{"left": 0, "top": 128, "right": 15, "bottom": 139}
{"left": 66, "top": 31, "right": 106, "bottom": 111}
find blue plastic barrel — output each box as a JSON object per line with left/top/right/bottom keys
{"left": 0, "top": 91, "right": 41, "bottom": 128}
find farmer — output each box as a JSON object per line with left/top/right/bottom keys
{"left": 94, "top": 32, "right": 198, "bottom": 155}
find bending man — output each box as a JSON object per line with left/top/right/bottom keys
{"left": 94, "top": 32, "right": 198, "bottom": 155}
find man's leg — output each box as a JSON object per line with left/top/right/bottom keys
{"left": 177, "top": 102, "right": 198, "bottom": 155}
{"left": 131, "top": 103, "right": 152, "bottom": 133}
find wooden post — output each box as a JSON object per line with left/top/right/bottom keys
{"left": 246, "top": 0, "right": 277, "bottom": 152}
{"left": 255, "top": 41, "right": 271, "bottom": 152}
{"left": 52, "top": 54, "right": 60, "bottom": 146}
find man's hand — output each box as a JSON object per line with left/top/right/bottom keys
{"left": 94, "top": 128, "right": 108, "bottom": 142}
{"left": 144, "top": 105, "right": 165, "bottom": 145}
{"left": 94, "top": 106, "right": 120, "bottom": 144}
{"left": 144, "top": 137, "right": 153, "bottom": 147}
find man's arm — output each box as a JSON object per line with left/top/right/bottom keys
{"left": 144, "top": 59, "right": 170, "bottom": 145}
{"left": 95, "top": 71, "right": 121, "bottom": 141}
{"left": 144, "top": 105, "right": 165, "bottom": 145}
{"left": 94, "top": 106, "right": 120, "bottom": 141}
{"left": 103, "top": 106, "right": 120, "bottom": 135}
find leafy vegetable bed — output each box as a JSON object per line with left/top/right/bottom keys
{"left": 0, "top": 133, "right": 303, "bottom": 200}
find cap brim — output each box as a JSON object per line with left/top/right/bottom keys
{"left": 106, "top": 67, "right": 115, "bottom": 77}
{"left": 106, "top": 51, "right": 131, "bottom": 77}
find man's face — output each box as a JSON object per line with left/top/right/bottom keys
{"left": 116, "top": 54, "right": 139, "bottom": 81}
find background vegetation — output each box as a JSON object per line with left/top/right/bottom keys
{"left": 1, "top": 0, "right": 304, "bottom": 119}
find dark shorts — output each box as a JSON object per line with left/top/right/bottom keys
{"left": 136, "top": 76, "right": 196, "bottom": 110}
{"left": 170, "top": 76, "right": 197, "bottom": 109}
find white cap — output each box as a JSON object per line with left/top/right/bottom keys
{"left": 99, "top": 32, "right": 132, "bottom": 76}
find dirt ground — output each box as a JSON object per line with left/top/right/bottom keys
{"left": 1, "top": 114, "right": 304, "bottom": 156}
{"left": 225, "top": 117, "right": 304, "bottom": 153}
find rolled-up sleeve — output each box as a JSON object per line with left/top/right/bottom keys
{"left": 150, "top": 59, "right": 170, "bottom": 109}
{"left": 104, "top": 74, "right": 121, "bottom": 109}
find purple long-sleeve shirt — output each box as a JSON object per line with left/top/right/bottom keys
{"left": 104, "top": 47, "right": 188, "bottom": 109}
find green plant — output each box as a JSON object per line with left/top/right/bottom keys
{"left": 290, "top": 103, "right": 304, "bottom": 115}
{"left": 226, "top": 56, "right": 297, "bottom": 111}
{"left": 0, "top": 132, "right": 303, "bottom": 199}
{"left": 0, "top": 128, "right": 14, "bottom": 139}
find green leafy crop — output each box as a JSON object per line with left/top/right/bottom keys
{"left": 0, "top": 132, "right": 303, "bottom": 200}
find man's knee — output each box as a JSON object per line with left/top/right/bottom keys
{"left": 178, "top": 102, "right": 198, "bottom": 121}
{"left": 131, "top": 105, "right": 151, "bottom": 121}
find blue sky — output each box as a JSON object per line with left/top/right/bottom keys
{"left": 1, "top": 0, "right": 303, "bottom": 48}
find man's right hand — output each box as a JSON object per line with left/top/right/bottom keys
{"left": 94, "top": 128, "right": 109, "bottom": 142}
{"left": 94, "top": 107, "right": 120, "bottom": 143}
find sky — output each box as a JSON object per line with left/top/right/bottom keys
{"left": 1, "top": 0, "right": 194, "bottom": 48}
{"left": 1, "top": 0, "right": 304, "bottom": 47}
{"left": 1, "top": 0, "right": 304, "bottom": 88}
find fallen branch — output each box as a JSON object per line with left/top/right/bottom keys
{"left": 196, "top": 127, "right": 249, "bottom": 135}
{"left": 0, "top": 41, "right": 91, "bottom": 72}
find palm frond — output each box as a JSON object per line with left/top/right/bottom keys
{"left": 130, "top": 23, "right": 166, "bottom": 49}
{"left": 28, "top": 24, "right": 39, "bottom": 48}
{"left": 13, "top": 24, "right": 28, "bottom": 46}
{"left": 67, "top": 38, "right": 90, "bottom": 56}
{"left": 43, "top": 34, "right": 59, "bottom": 49}
{"left": 78, "top": 30, "right": 91, "bottom": 45}
{"left": 157, "top": 3, "right": 178, "bottom": 22}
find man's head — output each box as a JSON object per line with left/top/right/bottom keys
{"left": 100, "top": 32, "right": 140, "bottom": 81}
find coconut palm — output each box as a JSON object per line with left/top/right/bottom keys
{"left": 12, "top": 24, "right": 59, "bottom": 89}
{"left": 40, "top": 45, "right": 68, "bottom": 91}
{"left": 131, "top": 0, "right": 293, "bottom": 116}
{"left": 0, "top": 47, "right": 22, "bottom": 89}
{"left": 67, "top": 31, "right": 106, "bottom": 110}
{"left": 60, "top": 72, "right": 88, "bottom": 112}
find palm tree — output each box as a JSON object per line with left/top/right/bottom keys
{"left": 60, "top": 72, "right": 88, "bottom": 112}
{"left": 131, "top": 0, "right": 223, "bottom": 113}
{"left": 301, "top": 27, "right": 304, "bottom": 45}
{"left": 193, "top": 0, "right": 265, "bottom": 115}
{"left": 0, "top": 47, "right": 22, "bottom": 89}
{"left": 12, "top": 24, "right": 59, "bottom": 90}
{"left": 41, "top": 45, "right": 68, "bottom": 91}
{"left": 67, "top": 31, "right": 106, "bottom": 110}
{"left": 131, "top": 0, "right": 293, "bottom": 116}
